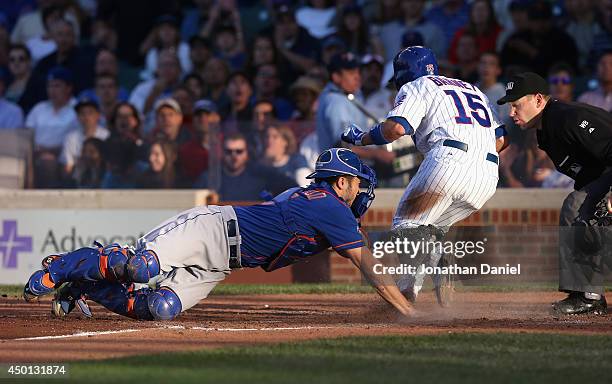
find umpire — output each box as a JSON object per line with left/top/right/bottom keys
{"left": 497, "top": 72, "right": 612, "bottom": 315}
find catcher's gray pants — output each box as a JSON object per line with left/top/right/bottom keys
{"left": 138, "top": 205, "right": 239, "bottom": 312}
{"left": 558, "top": 171, "right": 612, "bottom": 295}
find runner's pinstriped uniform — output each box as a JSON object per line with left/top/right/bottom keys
{"left": 388, "top": 74, "right": 500, "bottom": 228}
{"left": 342, "top": 46, "right": 508, "bottom": 303}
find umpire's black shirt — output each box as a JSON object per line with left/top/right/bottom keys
{"left": 537, "top": 100, "right": 612, "bottom": 190}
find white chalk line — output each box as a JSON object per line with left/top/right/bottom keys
{"left": 14, "top": 325, "right": 345, "bottom": 341}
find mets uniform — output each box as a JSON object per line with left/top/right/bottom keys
{"left": 140, "top": 185, "right": 365, "bottom": 312}
{"left": 388, "top": 75, "right": 502, "bottom": 230}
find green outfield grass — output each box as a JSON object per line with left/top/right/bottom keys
{"left": 57, "top": 333, "right": 612, "bottom": 384}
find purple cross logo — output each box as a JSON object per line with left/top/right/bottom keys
{"left": 0, "top": 220, "right": 32, "bottom": 269}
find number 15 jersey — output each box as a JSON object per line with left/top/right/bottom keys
{"left": 387, "top": 75, "right": 503, "bottom": 155}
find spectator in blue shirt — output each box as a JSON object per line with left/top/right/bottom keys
{"left": 316, "top": 52, "right": 367, "bottom": 152}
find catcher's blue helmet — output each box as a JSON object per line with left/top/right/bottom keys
{"left": 391, "top": 46, "right": 438, "bottom": 89}
{"left": 307, "top": 148, "right": 377, "bottom": 218}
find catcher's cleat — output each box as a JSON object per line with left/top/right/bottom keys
{"left": 551, "top": 292, "right": 607, "bottom": 316}
{"left": 23, "top": 270, "right": 56, "bottom": 302}
{"left": 51, "top": 283, "right": 92, "bottom": 318}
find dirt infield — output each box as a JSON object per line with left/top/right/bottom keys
{"left": 1, "top": 291, "right": 610, "bottom": 363}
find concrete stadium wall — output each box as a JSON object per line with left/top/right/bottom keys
{"left": 0, "top": 189, "right": 570, "bottom": 285}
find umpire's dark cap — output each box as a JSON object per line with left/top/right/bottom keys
{"left": 497, "top": 72, "right": 549, "bottom": 105}
{"left": 328, "top": 52, "right": 359, "bottom": 74}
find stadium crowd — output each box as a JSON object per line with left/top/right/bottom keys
{"left": 0, "top": 0, "right": 610, "bottom": 200}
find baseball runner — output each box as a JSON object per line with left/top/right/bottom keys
{"left": 23, "top": 148, "right": 415, "bottom": 320}
{"left": 342, "top": 46, "right": 507, "bottom": 303}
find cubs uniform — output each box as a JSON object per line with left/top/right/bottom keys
{"left": 388, "top": 75, "right": 501, "bottom": 229}
{"left": 341, "top": 46, "right": 505, "bottom": 302}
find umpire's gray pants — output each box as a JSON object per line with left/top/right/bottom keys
{"left": 558, "top": 171, "right": 612, "bottom": 295}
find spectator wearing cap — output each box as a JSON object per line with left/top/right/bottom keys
{"left": 189, "top": 36, "right": 213, "bottom": 80}
{"left": 60, "top": 98, "right": 110, "bottom": 174}
{"left": 500, "top": 1, "right": 578, "bottom": 76}
{"left": 288, "top": 76, "right": 322, "bottom": 143}
{"left": 578, "top": 52, "right": 612, "bottom": 112}
{"left": 316, "top": 52, "right": 367, "bottom": 152}
{"left": 334, "top": 5, "right": 384, "bottom": 58}
{"left": 129, "top": 49, "right": 182, "bottom": 124}
{"left": 150, "top": 98, "right": 191, "bottom": 146}
{"left": 32, "top": 17, "right": 96, "bottom": 96}
{"left": 139, "top": 15, "right": 192, "bottom": 81}
{"left": 272, "top": 4, "right": 319, "bottom": 82}
{"left": 425, "top": 0, "right": 470, "bottom": 52}
{"left": 178, "top": 99, "right": 220, "bottom": 185}
{"left": 361, "top": 54, "right": 392, "bottom": 122}
{"left": 448, "top": 0, "right": 502, "bottom": 65}
{"left": 548, "top": 63, "right": 575, "bottom": 103}
{"left": 25, "top": 66, "right": 77, "bottom": 151}
{"left": 252, "top": 64, "right": 293, "bottom": 120}
{"left": 0, "top": 67, "right": 24, "bottom": 129}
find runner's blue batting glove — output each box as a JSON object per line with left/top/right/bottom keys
{"left": 342, "top": 123, "right": 366, "bottom": 146}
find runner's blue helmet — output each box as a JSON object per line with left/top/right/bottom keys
{"left": 391, "top": 46, "right": 438, "bottom": 89}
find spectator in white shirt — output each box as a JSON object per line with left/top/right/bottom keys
{"left": 60, "top": 98, "right": 110, "bottom": 174}
{"left": 25, "top": 66, "right": 77, "bottom": 187}
{"left": 25, "top": 66, "right": 77, "bottom": 151}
